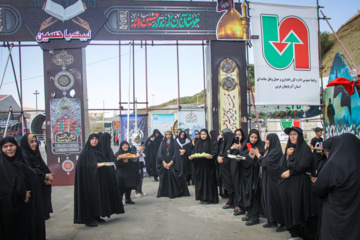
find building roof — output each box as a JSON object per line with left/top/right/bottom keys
{"left": 0, "top": 95, "right": 9, "bottom": 100}
{"left": 0, "top": 95, "right": 20, "bottom": 112}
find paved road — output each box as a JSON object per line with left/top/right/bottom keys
{"left": 46, "top": 177, "right": 289, "bottom": 240}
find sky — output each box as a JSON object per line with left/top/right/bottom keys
{"left": 0, "top": 0, "right": 359, "bottom": 116}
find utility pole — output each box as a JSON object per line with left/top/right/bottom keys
{"left": 33, "top": 90, "right": 39, "bottom": 114}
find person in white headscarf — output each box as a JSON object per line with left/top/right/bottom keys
{"left": 131, "top": 134, "right": 146, "bottom": 197}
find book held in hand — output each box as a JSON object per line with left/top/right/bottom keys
{"left": 227, "top": 154, "right": 246, "bottom": 160}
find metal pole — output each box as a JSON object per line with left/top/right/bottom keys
{"left": 246, "top": 43, "right": 252, "bottom": 130}
{"left": 4, "top": 107, "right": 12, "bottom": 137}
{"left": 202, "top": 40, "right": 207, "bottom": 129}
{"left": 132, "top": 40, "right": 136, "bottom": 113}
{"left": 8, "top": 46, "right": 22, "bottom": 104}
{"left": 0, "top": 44, "right": 13, "bottom": 90}
{"left": 119, "top": 41, "right": 122, "bottom": 133}
{"left": 135, "top": 98, "right": 138, "bottom": 131}
{"left": 127, "top": 42, "right": 131, "bottom": 143}
{"left": 19, "top": 42, "right": 27, "bottom": 134}
{"left": 320, "top": 10, "right": 358, "bottom": 73}
{"left": 145, "top": 41, "right": 149, "bottom": 115}
{"left": 317, "top": 0, "right": 326, "bottom": 138}
{"left": 176, "top": 40, "right": 180, "bottom": 110}
{"left": 33, "top": 90, "right": 39, "bottom": 114}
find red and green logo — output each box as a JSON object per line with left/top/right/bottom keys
{"left": 280, "top": 119, "right": 301, "bottom": 130}
{"left": 261, "top": 15, "right": 310, "bottom": 70}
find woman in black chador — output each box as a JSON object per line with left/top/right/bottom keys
{"left": 151, "top": 129, "right": 164, "bottom": 181}
{"left": 0, "top": 137, "right": 45, "bottom": 240}
{"left": 230, "top": 128, "right": 246, "bottom": 216}
{"left": 176, "top": 130, "right": 193, "bottom": 185}
{"left": 210, "top": 130, "right": 222, "bottom": 196}
{"left": 115, "top": 141, "right": 138, "bottom": 204}
{"left": 313, "top": 133, "right": 360, "bottom": 240}
{"left": 20, "top": 133, "right": 53, "bottom": 221}
{"left": 144, "top": 134, "right": 155, "bottom": 177}
{"left": 278, "top": 127, "right": 318, "bottom": 239}
{"left": 238, "top": 129, "right": 265, "bottom": 226}
{"left": 217, "top": 130, "right": 236, "bottom": 209}
{"left": 156, "top": 130, "right": 190, "bottom": 199}
{"left": 252, "top": 133, "right": 285, "bottom": 232}
{"left": 99, "top": 132, "right": 125, "bottom": 217}
{"left": 74, "top": 133, "right": 106, "bottom": 227}
{"left": 189, "top": 129, "right": 218, "bottom": 204}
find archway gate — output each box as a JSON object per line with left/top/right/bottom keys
{"left": 0, "top": 0, "right": 250, "bottom": 185}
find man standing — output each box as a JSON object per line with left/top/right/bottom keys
{"left": 310, "top": 127, "right": 323, "bottom": 173}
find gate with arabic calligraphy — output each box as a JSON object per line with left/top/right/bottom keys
{"left": 0, "top": 0, "right": 250, "bottom": 185}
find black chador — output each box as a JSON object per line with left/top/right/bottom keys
{"left": 99, "top": 132, "right": 125, "bottom": 216}
{"left": 115, "top": 141, "right": 138, "bottom": 204}
{"left": 150, "top": 129, "right": 164, "bottom": 181}
{"left": 238, "top": 129, "right": 265, "bottom": 225}
{"left": 191, "top": 129, "right": 218, "bottom": 204}
{"left": 74, "top": 133, "right": 103, "bottom": 226}
{"left": 156, "top": 131, "right": 190, "bottom": 199}
{"left": 230, "top": 128, "right": 246, "bottom": 213}
{"left": 313, "top": 134, "right": 360, "bottom": 240}
{"left": 0, "top": 137, "right": 45, "bottom": 240}
{"left": 218, "top": 131, "right": 236, "bottom": 208}
{"left": 176, "top": 130, "right": 193, "bottom": 185}
{"left": 144, "top": 134, "right": 154, "bottom": 177}
{"left": 257, "top": 133, "right": 284, "bottom": 228}
{"left": 278, "top": 127, "right": 318, "bottom": 239}
{"left": 20, "top": 133, "right": 53, "bottom": 220}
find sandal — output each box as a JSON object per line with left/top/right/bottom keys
{"left": 222, "top": 204, "right": 234, "bottom": 209}
{"left": 233, "top": 207, "right": 240, "bottom": 213}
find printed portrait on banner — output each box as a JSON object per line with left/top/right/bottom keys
{"left": 324, "top": 53, "right": 360, "bottom": 139}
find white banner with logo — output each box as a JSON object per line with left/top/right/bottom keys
{"left": 178, "top": 109, "right": 206, "bottom": 134}
{"left": 251, "top": 2, "right": 320, "bottom": 105}
{"left": 151, "top": 114, "right": 175, "bottom": 136}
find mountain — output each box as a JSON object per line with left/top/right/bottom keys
{"left": 322, "top": 11, "right": 360, "bottom": 77}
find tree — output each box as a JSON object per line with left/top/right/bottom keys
{"left": 320, "top": 31, "right": 335, "bottom": 56}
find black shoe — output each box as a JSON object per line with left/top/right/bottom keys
{"left": 276, "top": 225, "right": 286, "bottom": 232}
{"left": 242, "top": 216, "right": 249, "bottom": 222}
{"left": 233, "top": 209, "right": 246, "bottom": 216}
{"left": 220, "top": 194, "right": 229, "bottom": 198}
{"left": 222, "top": 204, "right": 234, "bottom": 209}
{"left": 125, "top": 199, "right": 135, "bottom": 204}
{"left": 95, "top": 217, "right": 105, "bottom": 223}
{"left": 200, "top": 201, "right": 205, "bottom": 204}
{"left": 263, "top": 222, "right": 277, "bottom": 228}
{"left": 246, "top": 219, "right": 260, "bottom": 226}
{"left": 85, "top": 222, "right": 98, "bottom": 227}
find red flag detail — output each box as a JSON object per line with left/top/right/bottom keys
{"left": 326, "top": 77, "right": 356, "bottom": 95}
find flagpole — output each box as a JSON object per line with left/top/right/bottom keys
{"left": 127, "top": 42, "right": 131, "bottom": 143}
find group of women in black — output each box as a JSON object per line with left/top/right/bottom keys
{"left": 0, "top": 134, "right": 53, "bottom": 240}
{"left": 74, "top": 132, "right": 147, "bottom": 227}
{"left": 216, "top": 126, "right": 360, "bottom": 240}
{"left": 155, "top": 126, "right": 360, "bottom": 240}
